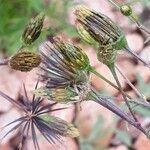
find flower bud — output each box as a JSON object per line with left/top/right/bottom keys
{"left": 75, "top": 5, "right": 127, "bottom": 50}
{"left": 120, "top": 5, "right": 132, "bottom": 16}
{"left": 53, "top": 37, "right": 90, "bottom": 70}
{"left": 9, "top": 49, "right": 41, "bottom": 72}
{"left": 22, "top": 12, "right": 45, "bottom": 45}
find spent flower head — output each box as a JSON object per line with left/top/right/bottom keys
{"left": 35, "top": 40, "right": 90, "bottom": 103}
{"left": 75, "top": 5, "right": 150, "bottom": 67}
{"left": 75, "top": 5, "right": 127, "bottom": 50}
{"left": 0, "top": 83, "right": 79, "bottom": 150}
{"left": 22, "top": 12, "right": 45, "bottom": 45}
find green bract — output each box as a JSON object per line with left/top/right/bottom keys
{"left": 97, "top": 45, "right": 117, "bottom": 66}
{"left": 76, "top": 22, "right": 99, "bottom": 46}
{"left": 53, "top": 37, "right": 90, "bottom": 70}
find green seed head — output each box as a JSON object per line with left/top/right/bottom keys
{"left": 97, "top": 45, "right": 117, "bottom": 66}
{"left": 75, "top": 5, "right": 127, "bottom": 50}
{"left": 53, "top": 37, "right": 90, "bottom": 70}
{"left": 22, "top": 12, "right": 45, "bottom": 45}
{"left": 9, "top": 49, "right": 41, "bottom": 72}
{"left": 120, "top": 5, "right": 132, "bottom": 16}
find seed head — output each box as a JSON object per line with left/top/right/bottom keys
{"left": 22, "top": 12, "right": 45, "bottom": 45}
{"left": 9, "top": 49, "right": 41, "bottom": 72}
{"left": 120, "top": 5, "right": 132, "bottom": 16}
{"left": 37, "top": 41, "right": 90, "bottom": 103}
{"left": 75, "top": 5, "right": 127, "bottom": 50}
{"left": 0, "top": 83, "right": 79, "bottom": 149}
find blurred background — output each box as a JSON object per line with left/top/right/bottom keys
{"left": 0, "top": 0, "right": 150, "bottom": 149}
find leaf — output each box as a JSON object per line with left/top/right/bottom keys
{"left": 88, "top": 115, "right": 104, "bottom": 141}
{"left": 136, "top": 74, "right": 150, "bottom": 97}
{"left": 116, "top": 129, "right": 132, "bottom": 146}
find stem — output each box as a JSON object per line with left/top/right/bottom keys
{"left": 90, "top": 88, "right": 147, "bottom": 136}
{"left": 130, "top": 16, "right": 150, "bottom": 35}
{"left": 115, "top": 64, "right": 146, "bottom": 102}
{"left": 107, "top": 0, "right": 120, "bottom": 9}
{"left": 108, "top": 63, "right": 138, "bottom": 122}
{"left": 89, "top": 66, "right": 132, "bottom": 99}
{"left": 108, "top": 0, "right": 150, "bottom": 36}
{"left": 128, "top": 100, "right": 150, "bottom": 109}
{"left": 125, "top": 46, "right": 150, "bottom": 69}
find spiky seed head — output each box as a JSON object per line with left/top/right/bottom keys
{"left": 33, "top": 87, "right": 78, "bottom": 103}
{"left": 53, "top": 37, "right": 90, "bottom": 70}
{"left": 120, "top": 5, "right": 132, "bottom": 16}
{"left": 76, "top": 22, "right": 99, "bottom": 46}
{"left": 97, "top": 45, "right": 117, "bottom": 66}
{"left": 42, "top": 115, "right": 80, "bottom": 137}
{"left": 39, "top": 41, "right": 89, "bottom": 89}
{"left": 0, "top": 85, "right": 80, "bottom": 149}
{"left": 9, "top": 50, "right": 41, "bottom": 72}
{"left": 22, "top": 12, "right": 45, "bottom": 45}
{"left": 75, "top": 5, "right": 127, "bottom": 50}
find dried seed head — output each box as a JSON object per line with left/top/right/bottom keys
{"left": 42, "top": 116, "right": 80, "bottom": 137}
{"left": 75, "top": 5, "right": 127, "bottom": 50}
{"left": 53, "top": 37, "right": 90, "bottom": 70}
{"left": 39, "top": 41, "right": 89, "bottom": 89}
{"left": 76, "top": 22, "right": 99, "bottom": 46}
{"left": 38, "top": 41, "right": 90, "bottom": 103}
{"left": 22, "top": 12, "right": 45, "bottom": 45}
{"left": 9, "top": 50, "right": 41, "bottom": 72}
{"left": 120, "top": 5, "right": 132, "bottom": 16}
{"left": 34, "top": 87, "right": 78, "bottom": 103}
{"left": 97, "top": 45, "right": 117, "bottom": 66}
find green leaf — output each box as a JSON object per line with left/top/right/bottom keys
{"left": 116, "top": 129, "right": 132, "bottom": 146}
{"left": 136, "top": 74, "right": 150, "bottom": 97}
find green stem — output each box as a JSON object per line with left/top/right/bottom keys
{"left": 89, "top": 66, "right": 132, "bottom": 99}
{"left": 125, "top": 46, "right": 150, "bottom": 69}
{"left": 108, "top": 63, "right": 138, "bottom": 122}
{"left": 115, "top": 64, "right": 146, "bottom": 102}
{"left": 107, "top": 0, "right": 120, "bottom": 9}
{"left": 108, "top": 0, "right": 150, "bottom": 36}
